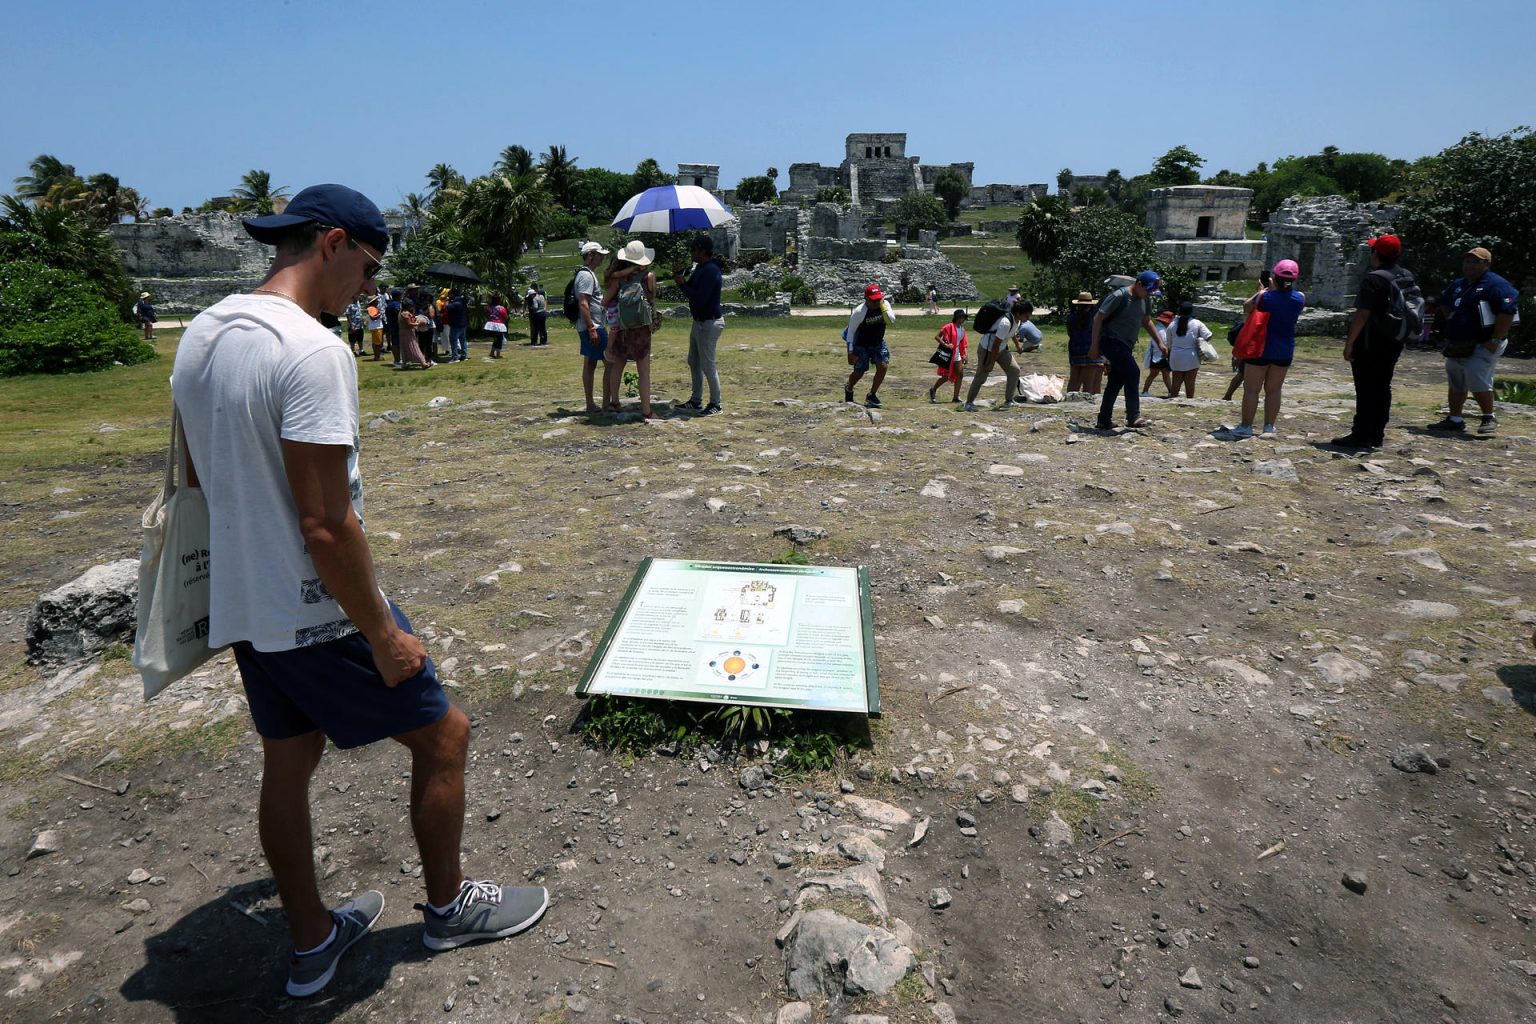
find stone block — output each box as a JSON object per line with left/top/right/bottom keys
{"left": 27, "top": 560, "right": 139, "bottom": 665}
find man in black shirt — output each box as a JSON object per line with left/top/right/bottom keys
{"left": 1333, "top": 234, "right": 1419, "bottom": 449}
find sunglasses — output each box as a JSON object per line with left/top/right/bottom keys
{"left": 318, "top": 223, "right": 384, "bottom": 279}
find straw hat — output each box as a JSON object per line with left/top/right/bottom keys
{"left": 140, "top": 291, "right": 151, "bottom": 300}
{"left": 615, "top": 240, "right": 655, "bottom": 267}
{"left": 1071, "top": 291, "right": 1095, "bottom": 306}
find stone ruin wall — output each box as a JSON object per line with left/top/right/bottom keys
{"left": 109, "top": 213, "right": 272, "bottom": 313}
{"left": 1264, "top": 195, "right": 1400, "bottom": 310}
{"left": 969, "top": 184, "right": 1049, "bottom": 207}
{"left": 1145, "top": 186, "right": 1253, "bottom": 241}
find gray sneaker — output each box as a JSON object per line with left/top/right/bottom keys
{"left": 419, "top": 880, "right": 549, "bottom": 952}
{"left": 285, "top": 890, "right": 384, "bottom": 998}
{"left": 1478, "top": 415, "right": 1498, "bottom": 435}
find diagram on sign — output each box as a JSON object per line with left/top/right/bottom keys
{"left": 695, "top": 576, "right": 796, "bottom": 646}
{"left": 706, "top": 649, "right": 765, "bottom": 687}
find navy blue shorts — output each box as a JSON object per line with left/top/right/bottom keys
{"left": 579, "top": 324, "right": 608, "bottom": 362}
{"left": 850, "top": 342, "right": 889, "bottom": 374}
{"left": 232, "top": 601, "right": 449, "bottom": 749}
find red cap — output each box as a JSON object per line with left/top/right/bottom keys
{"left": 864, "top": 284, "right": 884, "bottom": 301}
{"left": 1367, "top": 234, "right": 1401, "bottom": 259}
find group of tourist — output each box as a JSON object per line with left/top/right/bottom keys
{"left": 570, "top": 233, "right": 726, "bottom": 418}
{"left": 342, "top": 284, "right": 479, "bottom": 368}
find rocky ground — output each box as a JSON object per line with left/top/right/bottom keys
{"left": 1, "top": 326, "right": 1534, "bottom": 1024}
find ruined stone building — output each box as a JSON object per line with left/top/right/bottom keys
{"left": 783, "top": 133, "right": 973, "bottom": 210}
{"left": 1146, "top": 185, "right": 1265, "bottom": 282}
{"left": 1264, "top": 196, "right": 1399, "bottom": 310}
{"left": 674, "top": 163, "right": 719, "bottom": 191}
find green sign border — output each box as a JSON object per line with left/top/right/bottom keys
{"left": 575, "top": 557, "right": 879, "bottom": 717}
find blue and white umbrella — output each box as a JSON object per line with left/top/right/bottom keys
{"left": 611, "top": 185, "right": 736, "bottom": 233}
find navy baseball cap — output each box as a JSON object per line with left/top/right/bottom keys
{"left": 1136, "top": 270, "right": 1163, "bottom": 294}
{"left": 243, "top": 183, "right": 389, "bottom": 253}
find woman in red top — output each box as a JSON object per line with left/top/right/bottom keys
{"left": 928, "top": 309, "right": 969, "bottom": 403}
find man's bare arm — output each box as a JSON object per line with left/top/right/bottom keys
{"left": 281, "top": 439, "right": 424, "bottom": 685}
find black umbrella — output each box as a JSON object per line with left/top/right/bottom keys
{"left": 424, "top": 261, "right": 482, "bottom": 283}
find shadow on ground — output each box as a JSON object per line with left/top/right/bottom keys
{"left": 119, "top": 881, "right": 430, "bottom": 1023}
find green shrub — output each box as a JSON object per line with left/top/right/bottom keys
{"left": 0, "top": 260, "right": 155, "bottom": 376}
{"left": 1494, "top": 377, "right": 1536, "bottom": 406}
{"left": 778, "top": 274, "right": 815, "bottom": 305}
{"left": 895, "top": 285, "right": 924, "bottom": 304}
{"left": 543, "top": 208, "right": 588, "bottom": 241}
{"left": 879, "top": 247, "right": 905, "bottom": 265}
{"left": 1510, "top": 295, "right": 1536, "bottom": 358}
{"left": 814, "top": 186, "right": 851, "bottom": 205}
{"left": 740, "top": 280, "right": 776, "bottom": 301}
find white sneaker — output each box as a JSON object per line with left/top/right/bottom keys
{"left": 1260, "top": 425, "right": 1278, "bottom": 438}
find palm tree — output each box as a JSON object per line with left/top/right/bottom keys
{"left": 630, "top": 158, "right": 670, "bottom": 193}
{"left": 495, "top": 146, "right": 534, "bottom": 178}
{"left": 1056, "top": 167, "right": 1074, "bottom": 194}
{"left": 80, "top": 173, "right": 145, "bottom": 225}
{"left": 460, "top": 172, "right": 551, "bottom": 263}
{"left": 425, "top": 163, "right": 463, "bottom": 203}
{"left": 229, "top": 170, "right": 288, "bottom": 215}
{"left": 537, "top": 145, "right": 578, "bottom": 210}
{"left": 14, "top": 154, "right": 79, "bottom": 203}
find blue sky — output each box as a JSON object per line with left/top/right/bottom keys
{"left": 6, "top": 0, "right": 1534, "bottom": 213}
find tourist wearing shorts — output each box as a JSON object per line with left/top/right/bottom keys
{"left": 1219, "top": 259, "right": 1305, "bottom": 440}
{"left": 674, "top": 233, "right": 725, "bottom": 415}
{"left": 171, "top": 184, "right": 547, "bottom": 999}
{"left": 1088, "top": 271, "right": 1164, "bottom": 429}
{"left": 1066, "top": 292, "right": 1106, "bottom": 395}
{"left": 845, "top": 283, "right": 895, "bottom": 407}
{"left": 964, "top": 300, "right": 1032, "bottom": 411}
{"left": 135, "top": 292, "right": 155, "bottom": 340}
{"left": 574, "top": 242, "right": 611, "bottom": 413}
{"left": 344, "top": 294, "right": 366, "bottom": 355}
{"left": 1141, "top": 310, "right": 1175, "bottom": 397}
{"left": 603, "top": 240, "right": 657, "bottom": 418}
{"left": 365, "top": 291, "right": 385, "bottom": 360}
{"left": 1429, "top": 245, "right": 1519, "bottom": 437}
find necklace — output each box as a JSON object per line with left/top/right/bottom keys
{"left": 251, "top": 286, "right": 299, "bottom": 304}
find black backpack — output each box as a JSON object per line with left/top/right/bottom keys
{"left": 562, "top": 266, "right": 587, "bottom": 324}
{"left": 1370, "top": 266, "right": 1425, "bottom": 344}
{"left": 973, "top": 299, "right": 1010, "bottom": 335}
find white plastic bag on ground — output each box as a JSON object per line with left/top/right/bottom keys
{"left": 1017, "top": 374, "right": 1065, "bottom": 403}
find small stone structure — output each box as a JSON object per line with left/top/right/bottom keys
{"left": 784, "top": 132, "right": 973, "bottom": 210}
{"left": 1147, "top": 185, "right": 1265, "bottom": 282}
{"left": 1059, "top": 173, "right": 1110, "bottom": 195}
{"left": 675, "top": 163, "right": 719, "bottom": 191}
{"left": 1264, "top": 195, "right": 1400, "bottom": 310}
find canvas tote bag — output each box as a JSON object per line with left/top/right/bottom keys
{"left": 132, "top": 405, "right": 225, "bottom": 699}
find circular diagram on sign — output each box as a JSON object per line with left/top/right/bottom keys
{"left": 707, "top": 649, "right": 762, "bottom": 683}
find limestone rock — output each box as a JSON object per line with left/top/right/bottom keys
{"left": 775, "top": 525, "right": 828, "bottom": 545}
{"left": 983, "top": 545, "right": 1029, "bottom": 563}
{"left": 1390, "top": 745, "right": 1440, "bottom": 774}
{"left": 797, "top": 862, "right": 889, "bottom": 920}
{"left": 1251, "top": 459, "right": 1299, "bottom": 482}
{"left": 842, "top": 796, "right": 912, "bottom": 827}
{"left": 776, "top": 1003, "right": 813, "bottom": 1024}
{"left": 26, "top": 830, "right": 60, "bottom": 860}
{"left": 1395, "top": 600, "right": 1460, "bottom": 620}
{"left": 1310, "top": 652, "right": 1371, "bottom": 685}
{"left": 27, "top": 559, "right": 139, "bottom": 665}
{"left": 783, "top": 909, "right": 915, "bottom": 1001}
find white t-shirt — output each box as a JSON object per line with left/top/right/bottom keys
{"left": 1166, "top": 317, "right": 1212, "bottom": 372}
{"left": 575, "top": 266, "right": 603, "bottom": 326}
{"left": 978, "top": 314, "right": 1014, "bottom": 353}
{"left": 171, "top": 293, "right": 367, "bottom": 652}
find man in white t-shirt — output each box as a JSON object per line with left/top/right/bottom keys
{"left": 963, "top": 300, "right": 1034, "bottom": 411}
{"left": 172, "top": 184, "right": 547, "bottom": 998}
{"left": 573, "top": 240, "right": 610, "bottom": 412}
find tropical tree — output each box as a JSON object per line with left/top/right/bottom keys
{"left": 426, "top": 163, "right": 464, "bottom": 202}
{"left": 538, "top": 145, "right": 578, "bottom": 210}
{"left": 1398, "top": 127, "right": 1536, "bottom": 294}
{"left": 495, "top": 146, "right": 534, "bottom": 178}
{"left": 1056, "top": 167, "right": 1074, "bottom": 194}
{"left": 1042, "top": 206, "right": 1158, "bottom": 313}
{"left": 932, "top": 168, "right": 967, "bottom": 220}
{"left": 891, "top": 193, "right": 946, "bottom": 236}
{"left": 631, "top": 157, "right": 670, "bottom": 194}
{"left": 228, "top": 170, "right": 288, "bottom": 215}
{"left": 80, "top": 173, "right": 144, "bottom": 225}
{"left": 570, "top": 167, "right": 632, "bottom": 222}
{"left": 0, "top": 194, "right": 138, "bottom": 312}
{"left": 813, "top": 186, "right": 850, "bottom": 205}
{"left": 1015, "top": 195, "right": 1074, "bottom": 265}
{"left": 1147, "top": 145, "right": 1205, "bottom": 187}
{"left": 14, "top": 155, "right": 79, "bottom": 203}
{"left": 734, "top": 175, "right": 777, "bottom": 205}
